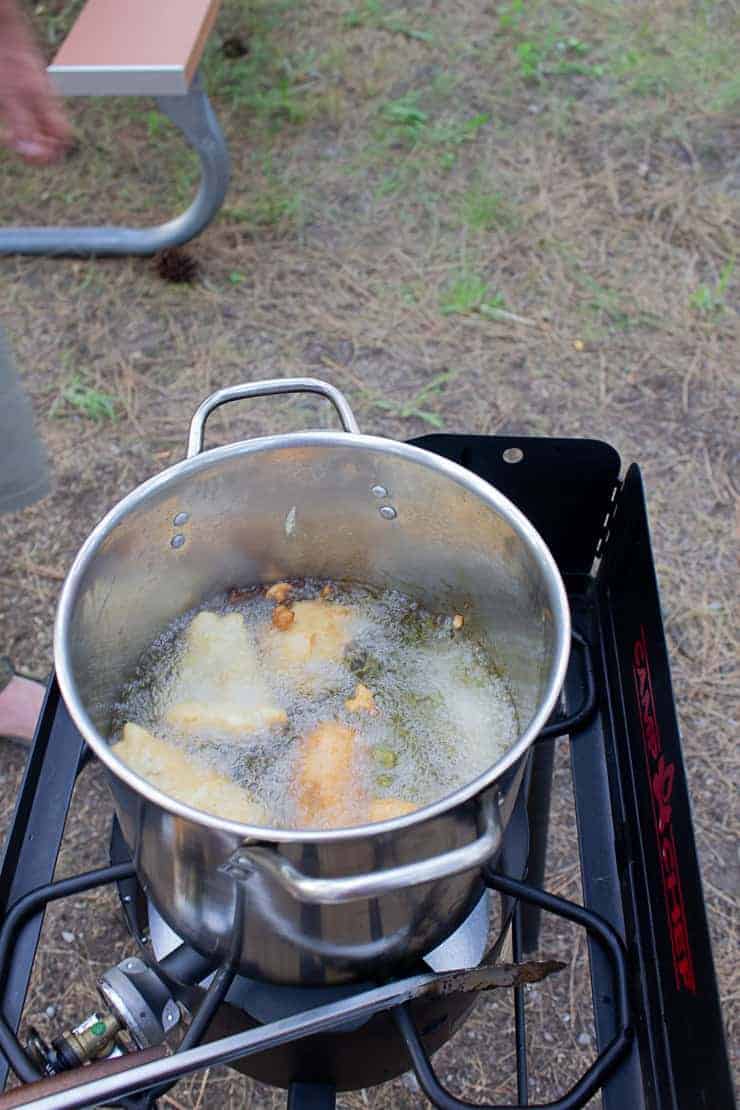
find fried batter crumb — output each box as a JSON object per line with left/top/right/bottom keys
{"left": 266, "top": 581, "right": 293, "bottom": 603}
{"left": 345, "top": 683, "right": 377, "bottom": 714}
{"left": 272, "top": 605, "right": 296, "bottom": 630}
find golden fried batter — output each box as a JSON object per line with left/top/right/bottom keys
{"left": 166, "top": 702, "right": 287, "bottom": 734}
{"left": 272, "top": 605, "right": 295, "bottom": 630}
{"left": 266, "top": 581, "right": 293, "bottom": 603}
{"left": 115, "top": 723, "right": 268, "bottom": 824}
{"left": 345, "top": 683, "right": 377, "bottom": 714}
{"left": 262, "top": 598, "right": 362, "bottom": 690}
{"left": 165, "top": 611, "right": 286, "bottom": 738}
{"left": 294, "top": 720, "right": 360, "bottom": 828}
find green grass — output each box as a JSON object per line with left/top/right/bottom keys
{"left": 51, "top": 375, "right": 118, "bottom": 423}
{"left": 222, "top": 186, "right": 304, "bottom": 230}
{"left": 491, "top": 0, "right": 736, "bottom": 111}
{"left": 689, "top": 260, "right": 735, "bottom": 318}
{"left": 202, "top": 0, "right": 318, "bottom": 131}
{"left": 569, "top": 269, "right": 663, "bottom": 334}
{"left": 514, "top": 34, "right": 603, "bottom": 83}
{"left": 380, "top": 94, "right": 429, "bottom": 144}
{"left": 342, "top": 0, "right": 433, "bottom": 42}
{"left": 440, "top": 274, "right": 505, "bottom": 317}
{"left": 367, "top": 371, "right": 459, "bottom": 428}
{"left": 378, "top": 92, "right": 490, "bottom": 151}
{"left": 221, "top": 150, "right": 305, "bottom": 232}
{"left": 459, "top": 187, "right": 518, "bottom": 231}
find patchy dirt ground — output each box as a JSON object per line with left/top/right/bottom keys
{"left": 0, "top": 0, "right": 737, "bottom": 1105}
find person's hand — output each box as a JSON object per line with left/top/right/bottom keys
{"left": 0, "top": 4, "right": 71, "bottom": 164}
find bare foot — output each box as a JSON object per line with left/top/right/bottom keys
{"left": 0, "top": 674, "right": 44, "bottom": 745}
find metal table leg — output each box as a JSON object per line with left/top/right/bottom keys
{"left": 0, "top": 73, "right": 229, "bottom": 257}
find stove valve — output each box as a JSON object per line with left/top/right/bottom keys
{"left": 98, "top": 956, "right": 181, "bottom": 1049}
{"left": 26, "top": 1011, "right": 121, "bottom": 1075}
{"left": 25, "top": 957, "right": 181, "bottom": 1076}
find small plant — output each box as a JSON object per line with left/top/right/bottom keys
{"left": 381, "top": 94, "right": 428, "bottom": 145}
{"left": 551, "top": 38, "right": 604, "bottom": 79}
{"left": 52, "top": 376, "right": 118, "bottom": 423}
{"left": 460, "top": 188, "right": 516, "bottom": 231}
{"left": 440, "top": 274, "right": 505, "bottom": 316}
{"left": 379, "top": 94, "right": 489, "bottom": 152}
{"left": 145, "top": 110, "right": 166, "bottom": 139}
{"left": 689, "top": 260, "right": 735, "bottom": 317}
{"left": 498, "top": 0, "right": 525, "bottom": 33}
{"left": 515, "top": 34, "right": 602, "bottom": 83}
{"left": 516, "top": 41, "right": 546, "bottom": 82}
{"left": 426, "top": 113, "right": 490, "bottom": 146}
{"left": 370, "top": 371, "right": 459, "bottom": 428}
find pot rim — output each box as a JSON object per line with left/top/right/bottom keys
{"left": 54, "top": 430, "right": 571, "bottom": 843}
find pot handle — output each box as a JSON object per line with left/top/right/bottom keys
{"left": 226, "top": 794, "right": 502, "bottom": 905}
{"left": 186, "top": 377, "right": 360, "bottom": 457}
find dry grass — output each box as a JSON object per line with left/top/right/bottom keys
{"left": 0, "top": 0, "right": 738, "bottom": 1104}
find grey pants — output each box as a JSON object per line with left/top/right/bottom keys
{"left": 0, "top": 327, "right": 50, "bottom": 514}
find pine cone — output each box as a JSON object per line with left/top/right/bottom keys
{"left": 154, "top": 248, "right": 199, "bottom": 284}
{"left": 222, "top": 35, "right": 249, "bottom": 58}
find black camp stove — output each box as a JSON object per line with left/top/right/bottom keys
{"left": 0, "top": 434, "right": 734, "bottom": 1110}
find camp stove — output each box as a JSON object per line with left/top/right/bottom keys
{"left": 0, "top": 434, "right": 733, "bottom": 1109}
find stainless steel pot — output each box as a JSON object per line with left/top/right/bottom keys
{"left": 54, "top": 379, "right": 570, "bottom": 985}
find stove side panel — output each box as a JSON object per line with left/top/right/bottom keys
{"left": 0, "top": 681, "right": 85, "bottom": 1091}
{"left": 597, "top": 463, "right": 734, "bottom": 1110}
{"left": 412, "top": 434, "right": 621, "bottom": 575}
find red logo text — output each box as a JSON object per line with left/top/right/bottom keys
{"left": 633, "top": 627, "right": 696, "bottom": 993}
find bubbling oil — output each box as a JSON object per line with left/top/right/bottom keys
{"left": 113, "top": 579, "right": 519, "bottom": 829}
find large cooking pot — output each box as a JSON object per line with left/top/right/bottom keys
{"left": 55, "top": 379, "right": 570, "bottom": 986}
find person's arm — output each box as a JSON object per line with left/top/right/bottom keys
{"left": 0, "top": 0, "right": 71, "bottom": 162}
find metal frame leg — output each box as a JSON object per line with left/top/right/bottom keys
{"left": 519, "top": 738, "right": 555, "bottom": 954}
{"left": 0, "top": 73, "right": 229, "bottom": 257}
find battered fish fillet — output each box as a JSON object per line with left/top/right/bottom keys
{"left": 166, "top": 702, "right": 287, "bottom": 735}
{"left": 293, "top": 720, "right": 361, "bottom": 828}
{"left": 165, "top": 611, "right": 286, "bottom": 737}
{"left": 115, "top": 723, "right": 268, "bottom": 824}
{"left": 263, "top": 599, "right": 362, "bottom": 691}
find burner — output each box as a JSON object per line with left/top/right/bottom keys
{"left": 108, "top": 785, "right": 529, "bottom": 1091}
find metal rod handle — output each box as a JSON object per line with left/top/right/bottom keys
{"left": 0, "top": 74, "right": 229, "bottom": 258}
{"left": 186, "top": 377, "right": 360, "bottom": 457}
{"left": 229, "top": 794, "right": 502, "bottom": 904}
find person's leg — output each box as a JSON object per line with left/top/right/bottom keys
{"left": 0, "top": 324, "right": 51, "bottom": 744}
{"left": 0, "top": 326, "right": 50, "bottom": 513}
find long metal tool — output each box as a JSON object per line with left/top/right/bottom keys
{"left": 16, "top": 963, "right": 563, "bottom": 1110}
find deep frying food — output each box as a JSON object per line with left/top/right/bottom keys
{"left": 294, "top": 719, "right": 360, "bottom": 828}
{"left": 116, "top": 579, "right": 517, "bottom": 829}
{"left": 165, "top": 611, "right": 287, "bottom": 737}
{"left": 262, "top": 598, "right": 363, "bottom": 691}
{"left": 116, "top": 722, "right": 268, "bottom": 823}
